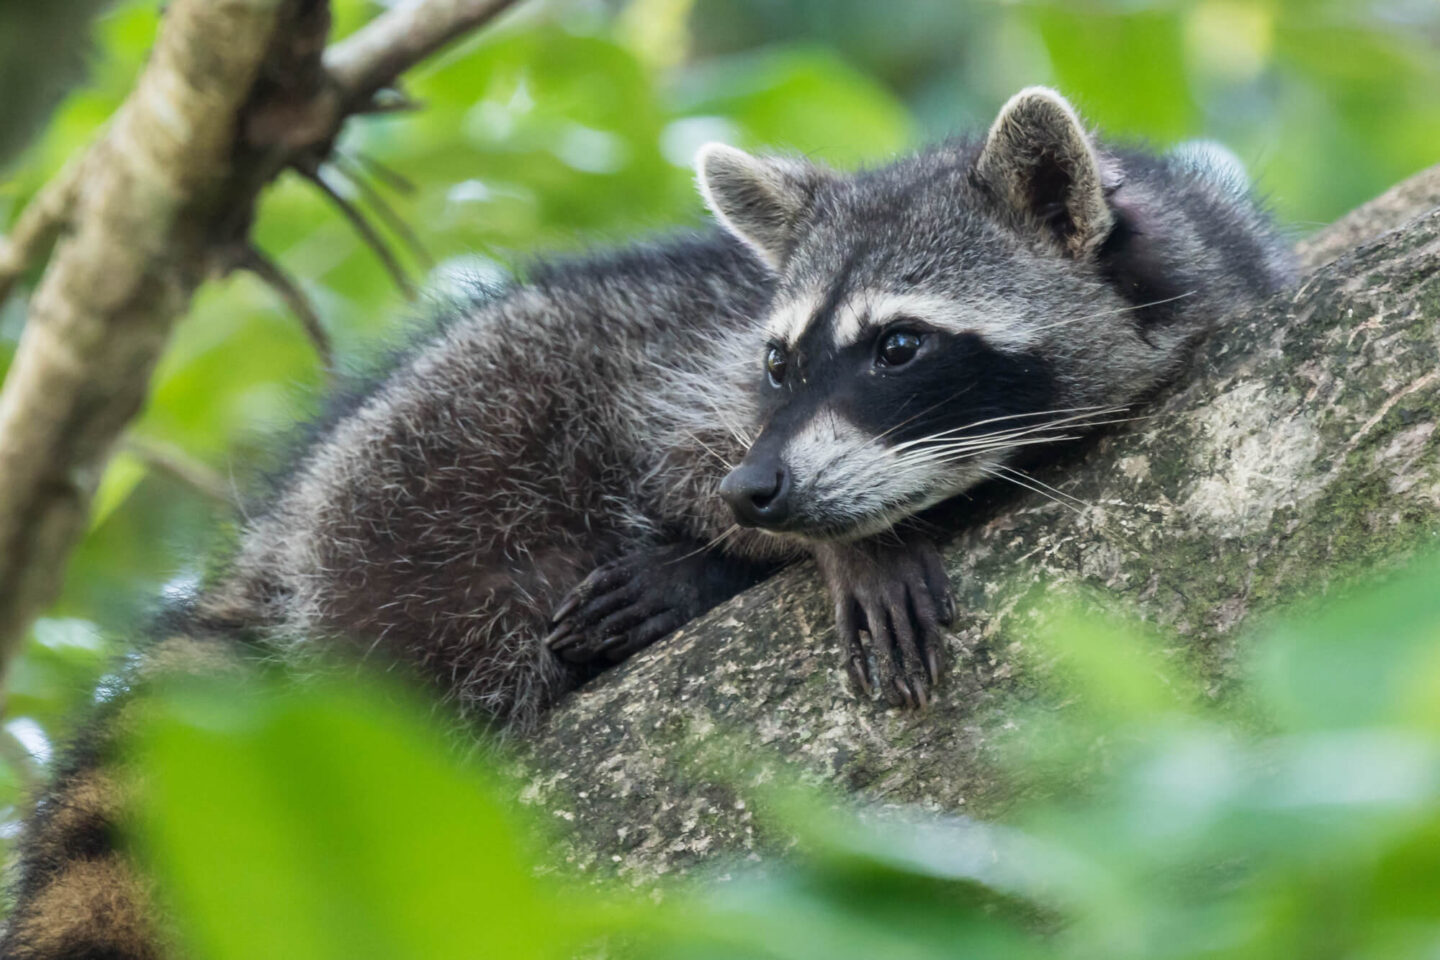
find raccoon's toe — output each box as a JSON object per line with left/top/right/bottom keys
{"left": 547, "top": 541, "right": 779, "bottom": 666}
{"left": 820, "top": 533, "right": 954, "bottom": 710}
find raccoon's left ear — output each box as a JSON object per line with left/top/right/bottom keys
{"left": 975, "top": 87, "right": 1114, "bottom": 258}
{"left": 696, "top": 143, "right": 829, "bottom": 271}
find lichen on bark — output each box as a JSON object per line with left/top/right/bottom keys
{"left": 519, "top": 166, "right": 1440, "bottom": 883}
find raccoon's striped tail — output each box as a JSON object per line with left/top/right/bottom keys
{"left": 0, "top": 632, "right": 244, "bottom": 960}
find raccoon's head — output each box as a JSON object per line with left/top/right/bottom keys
{"left": 699, "top": 87, "right": 1201, "bottom": 542}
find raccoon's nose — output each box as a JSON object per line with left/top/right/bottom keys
{"left": 720, "top": 461, "right": 792, "bottom": 527}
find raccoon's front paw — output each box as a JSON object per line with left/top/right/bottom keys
{"left": 544, "top": 552, "right": 692, "bottom": 664}
{"left": 814, "top": 534, "right": 956, "bottom": 710}
{"left": 544, "top": 544, "right": 774, "bottom": 666}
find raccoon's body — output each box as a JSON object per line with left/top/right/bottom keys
{"left": 2, "top": 89, "right": 1294, "bottom": 958}
{"left": 198, "top": 233, "right": 794, "bottom": 731}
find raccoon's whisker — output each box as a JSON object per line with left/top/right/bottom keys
{"left": 977, "top": 465, "right": 1089, "bottom": 519}
{"left": 1028, "top": 290, "right": 1198, "bottom": 334}
{"left": 869, "top": 385, "right": 977, "bottom": 446}
{"left": 888, "top": 405, "right": 1126, "bottom": 454}
{"left": 907, "top": 434, "right": 1084, "bottom": 467}
{"left": 895, "top": 424, "right": 1111, "bottom": 464}
{"left": 666, "top": 525, "right": 741, "bottom": 566}
{"left": 893, "top": 411, "right": 1152, "bottom": 461}
{"left": 686, "top": 431, "right": 735, "bottom": 470}
{"left": 993, "top": 463, "right": 1095, "bottom": 512}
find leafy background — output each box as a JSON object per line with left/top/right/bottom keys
{"left": 0, "top": 0, "right": 1438, "bottom": 944}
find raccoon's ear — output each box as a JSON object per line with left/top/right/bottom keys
{"left": 975, "top": 87, "right": 1114, "bottom": 258}
{"left": 696, "top": 143, "right": 827, "bottom": 270}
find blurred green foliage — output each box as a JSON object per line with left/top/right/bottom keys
{"left": 132, "top": 552, "right": 1440, "bottom": 959}
{"left": 0, "top": 0, "right": 1436, "bottom": 880}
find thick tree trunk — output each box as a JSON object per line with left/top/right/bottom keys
{"left": 521, "top": 165, "right": 1440, "bottom": 880}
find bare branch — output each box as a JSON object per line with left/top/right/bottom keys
{"left": 237, "top": 244, "right": 333, "bottom": 366}
{"left": 354, "top": 88, "right": 425, "bottom": 116}
{"left": 0, "top": 0, "right": 284, "bottom": 681}
{"left": 351, "top": 150, "right": 418, "bottom": 195}
{"left": 334, "top": 155, "right": 434, "bottom": 269}
{"left": 324, "top": 0, "right": 524, "bottom": 106}
{"left": 0, "top": 158, "right": 83, "bottom": 305}
{"left": 122, "top": 435, "right": 231, "bottom": 505}
{"left": 303, "top": 164, "right": 416, "bottom": 299}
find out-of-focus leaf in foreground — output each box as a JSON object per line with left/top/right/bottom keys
{"left": 132, "top": 675, "right": 609, "bottom": 960}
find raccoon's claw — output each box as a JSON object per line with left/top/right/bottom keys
{"left": 549, "top": 592, "right": 581, "bottom": 625}
{"left": 546, "top": 543, "right": 777, "bottom": 666}
{"left": 818, "top": 533, "right": 954, "bottom": 711}
{"left": 847, "top": 653, "right": 874, "bottom": 697}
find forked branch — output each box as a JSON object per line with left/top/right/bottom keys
{"left": 0, "top": 0, "right": 527, "bottom": 690}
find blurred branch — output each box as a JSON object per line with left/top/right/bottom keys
{"left": 333, "top": 155, "right": 434, "bottom": 270}
{"left": 302, "top": 164, "right": 416, "bottom": 299}
{"left": 122, "top": 436, "right": 233, "bottom": 506}
{"left": 324, "top": 0, "right": 523, "bottom": 108}
{"left": 0, "top": 0, "right": 529, "bottom": 694}
{"left": 236, "top": 244, "right": 334, "bottom": 367}
{"left": 0, "top": 159, "right": 82, "bottom": 305}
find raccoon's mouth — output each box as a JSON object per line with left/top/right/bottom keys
{"left": 742, "top": 491, "right": 946, "bottom": 544}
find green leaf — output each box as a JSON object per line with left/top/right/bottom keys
{"left": 133, "top": 674, "right": 600, "bottom": 960}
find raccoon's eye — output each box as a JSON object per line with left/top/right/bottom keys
{"left": 878, "top": 330, "right": 923, "bottom": 368}
{"left": 765, "top": 344, "right": 788, "bottom": 387}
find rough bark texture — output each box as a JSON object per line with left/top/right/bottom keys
{"left": 520, "top": 164, "right": 1440, "bottom": 882}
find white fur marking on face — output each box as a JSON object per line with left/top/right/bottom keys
{"left": 783, "top": 408, "right": 873, "bottom": 489}
{"left": 764, "top": 292, "right": 824, "bottom": 345}
{"left": 779, "top": 406, "right": 1001, "bottom": 540}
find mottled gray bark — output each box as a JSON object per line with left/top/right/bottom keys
{"left": 521, "top": 164, "right": 1440, "bottom": 880}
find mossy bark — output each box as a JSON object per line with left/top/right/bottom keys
{"left": 521, "top": 165, "right": 1440, "bottom": 882}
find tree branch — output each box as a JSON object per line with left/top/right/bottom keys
{"left": 0, "top": 158, "right": 83, "bottom": 305}
{"left": 0, "top": 0, "right": 529, "bottom": 693}
{"left": 0, "top": 0, "right": 285, "bottom": 685}
{"left": 237, "top": 244, "right": 333, "bottom": 366}
{"left": 324, "top": 0, "right": 524, "bottom": 107}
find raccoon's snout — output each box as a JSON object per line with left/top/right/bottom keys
{"left": 720, "top": 460, "right": 792, "bottom": 527}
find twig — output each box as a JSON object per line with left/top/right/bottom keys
{"left": 355, "top": 88, "right": 425, "bottom": 115}
{"left": 324, "top": 0, "right": 525, "bottom": 107}
{"left": 122, "top": 435, "right": 231, "bottom": 505}
{"left": 238, "top": 244, "right": 333, "bottom": 365}
{"left": 302, "top": 164, "right": 416, "bottom": 299}
{"left": 333, "top": 155, "right": 434, "bottom": 269}
{"left": 351, "top": 150, "right": 418, "bottom": 194}
{"left": 0, "top": 158, "right": 84, "bottom": 306}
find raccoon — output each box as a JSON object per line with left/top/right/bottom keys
{"left": 1, "top": 88, "right": 1293, "bottom": 958}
